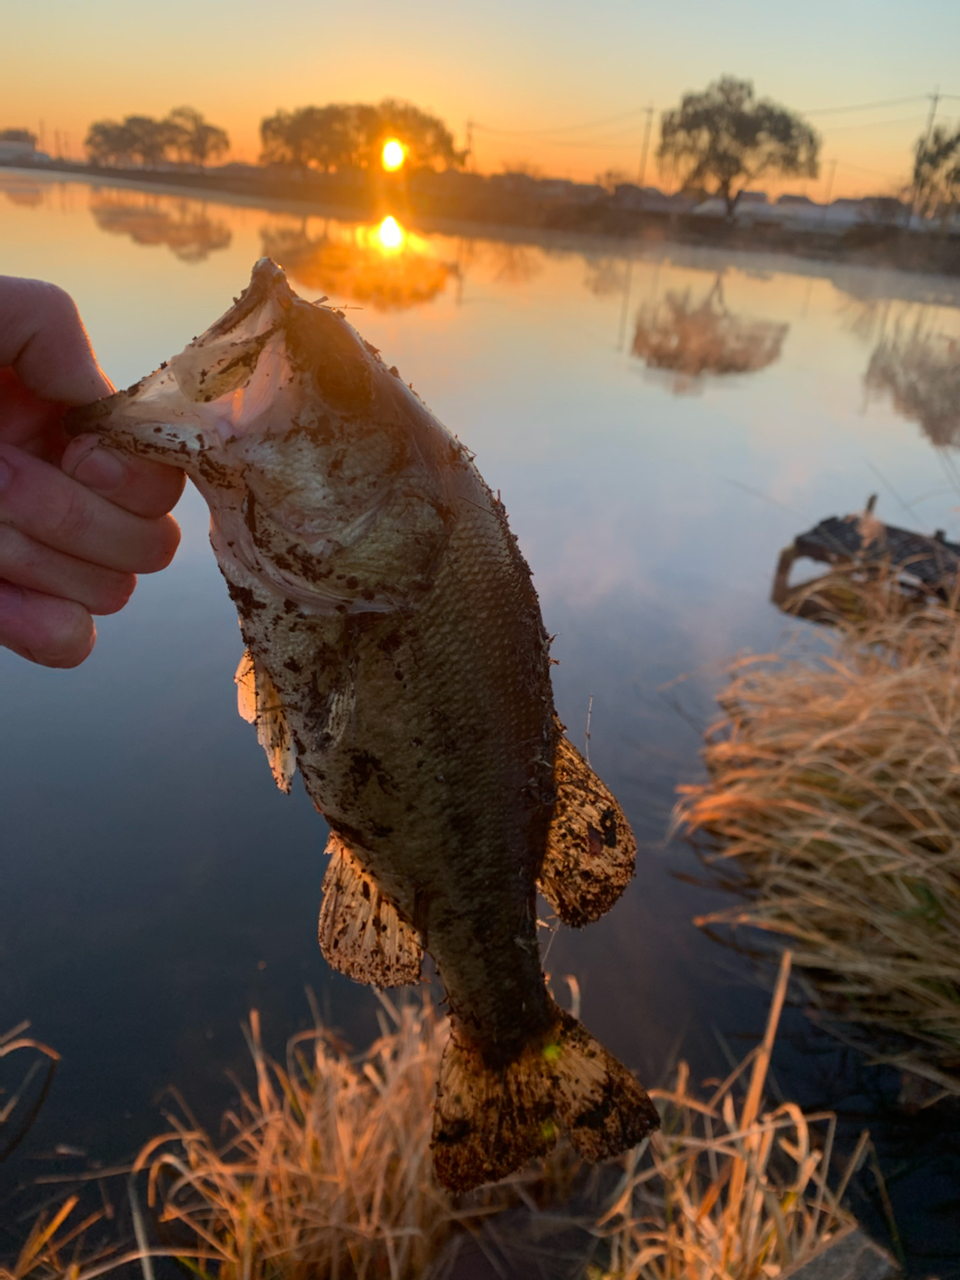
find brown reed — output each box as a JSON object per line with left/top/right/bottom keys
{"left": 673, "top": 571, "right": 960, "bottom": 1091}
{"left": 592, "top": 951, "right": 860, "bottom": 1278}
{"left": 126, "top": 953, "right": 858, "bottom": 1279}
{"left": 134, "top": 994, "right": 559, "bottom": 1280}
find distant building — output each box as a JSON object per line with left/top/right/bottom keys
{"left": 0, "top": 129, "right": 44, "bottom": 164}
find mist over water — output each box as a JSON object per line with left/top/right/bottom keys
{"left": 2, "top": 170, "right": 960, "bottom": 1263}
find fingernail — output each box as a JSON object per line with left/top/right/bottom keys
{"left": 0, "top": 458, "right": 12, "bottom": 494}
{"left": 74, "top": 447, "right": 124, "bottom": 493}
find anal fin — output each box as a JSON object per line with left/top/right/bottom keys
{"left": 318, "top": 830, "right": 423, "bottom": 988}
{"left": 538, "top": 727, "right": 637, "bottom": 927}
{"left": 235, "top": 649, "right": 296, "bottom": 793}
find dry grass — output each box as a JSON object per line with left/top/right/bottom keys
{"left": 1, "top": 1022, "right": 59, "bottom": 1163}
{"left": 592, "top": 952, "right": 859, "bottom": 1278}
{"left": 674, "top": 572, "right": 960, "bottom": 1092}
{"left": 127, "top": 955, "right": 859, "bottom": 1280}
{"left": 135, "top": 994, "right": 573, "bottom": 1280}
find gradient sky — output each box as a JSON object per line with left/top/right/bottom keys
{"left": 5, "top": 0, "right": 960, "bottom": 198}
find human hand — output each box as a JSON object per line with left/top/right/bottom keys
{"left": 0, "top": 276, "right": 185, "bottom": 667}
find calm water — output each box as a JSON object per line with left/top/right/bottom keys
{"left": 2, "top": 169, "right": 959, "bottom": 1265}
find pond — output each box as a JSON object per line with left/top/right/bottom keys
{"left": 1, "top": 169, "right": 959, "bottom": 1269}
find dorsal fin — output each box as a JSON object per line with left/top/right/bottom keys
{"left": 234, "top": 649, "right": 296, "bottom": 793}
{"left": 537, "top": 729, "right": 636, "bottom": 928}
{"left": 318, "top": 830, "right": 423, "bottom": 988}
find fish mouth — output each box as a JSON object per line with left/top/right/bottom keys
{"left": 63, "top": 258, "right": 303, "bottom": 463}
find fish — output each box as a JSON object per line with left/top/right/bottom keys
{"left": 67, "top": 259, "right": 659, "bottom": 1190}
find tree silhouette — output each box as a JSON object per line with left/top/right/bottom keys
{"left": 166, "top": 107, "right": 230, "bottom": 166}
{"left": 260, "top": 106, "right": 354, "bottom": 173}
{"left": 865, "top": 327, "right": 960, "bottom": 446}
{"left": 658, "top": 77, "right": 819, "bottom": 217}
{"left": 85, "top": 109, "right": 229, "bottom": 168}
{"left": 913, "top": 124, "right": 960, "bottom": 225}
{"left": 260, "top": 100, "right": 465, "bottom": 174}
{"left": 632, "top": 275, "right": 788, "bottom": 393}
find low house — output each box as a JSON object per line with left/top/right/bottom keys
{"left": 0, "top": 129, "right": 43, "bottom": 164}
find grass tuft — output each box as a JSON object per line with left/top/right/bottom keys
{"left": 592, "top": 951, "right": 859, "bottom": 1278}
{"left": 135, "top": 993, "right": 569, "bottom": 1279}
{"left": 674, "top": 571, "right": 960, "bottom": 1091}
{"left": 131, "top": 955, "right": 857, "bottom": 1279}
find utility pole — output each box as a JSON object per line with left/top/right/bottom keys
{"left": 909, "top": 86, "right": 941, "bottom": 228}
{"left": 465, "top": 119, "right": 474, "bottom": 172}
{"left": 923, "top": 85, "right": 941, "bottom": 148}
{"left": 637, "top": 105, "right": 654, "bottom": 190}
{"left": 819, "top": 158, "right": 837, "bottom": 226}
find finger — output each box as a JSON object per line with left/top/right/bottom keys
{"left": 62, "top": 435, "right": 186, "bottom": 519}
{"left": 0, "top": 524, "right": 136, "bottom": 616}
{"left": 0, "top": 444, "right": 180, "bottom": 575}
{"left": 0, "top": 366, "right": 66, "bottom": 458}
{"left": 0, "top": 277, "right": 113, "bottom": 404}
{"left": 0, "top": 579, "right": 95, "bottom": 669}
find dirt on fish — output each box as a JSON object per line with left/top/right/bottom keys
{"left": 67, "top": 259, "right": 659, "bottom": 1190}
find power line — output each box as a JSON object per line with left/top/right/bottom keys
{"left": 802, "top": 93, "right": 928, "bottom": 116}
{"left": 474, "top": 90, "right": 960, "bottom": 144}
{"left": 472, "top": 106, "right": 651, "bottom": 137}
{"left": 820, "top": 113, "right": 929, "bottom": 134}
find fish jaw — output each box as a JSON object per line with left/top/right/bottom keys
{"left": 66, "top": 259, "right": 457, "bottom": 615}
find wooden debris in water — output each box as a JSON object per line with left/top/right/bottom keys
{"left": 674, "top": 573, "right": 960, "bottom": 1092}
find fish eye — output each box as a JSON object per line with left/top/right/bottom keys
{"left": 287, "top": 302, "right": 374, "bottom": 414}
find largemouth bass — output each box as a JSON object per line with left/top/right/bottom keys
{"left": 68, "top": 260, "right": 659, "bottom": 1190}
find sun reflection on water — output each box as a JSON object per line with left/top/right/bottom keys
{"left": 377, "top": 215, "right": 404, "bottom": 251}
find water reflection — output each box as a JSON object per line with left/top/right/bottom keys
{"left": 631, "top": 275, "right": 788, "bottom": 393}
{"left": 4, "top": 173, "right": 960, "bottom": 1264}
{"left": 261, "top": 217, "right": 457, "bottom": 311}
{"left": 2, "top": 183, "right": 42, "bottom": 207}
{"left": 90, "top": 193, "right": 232, "bottom": 262}
{"left": 865, "top": 327, "right": 960, "bottom": 447}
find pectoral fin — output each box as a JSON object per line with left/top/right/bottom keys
{"left": 234, "top": 649, "right": 296, "bottom": 793}
{"left": 318, "top": 830, "right": 423, "bottom": 988}
{"left": 537, "top": 730, "right": 636, "bottom": 928}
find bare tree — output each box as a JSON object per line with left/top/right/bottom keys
{"left": 259, "top": 100, "right": 466, "bottom": 174}
{"left": 166, "top": 107, "right": 230, "bottom": 167}
{"left": 86, "top": 109, "right": 228, "bottom": 168}
{"left": 260, "top": 106, "right": 352, "bottom": 174}
{"left": 658, "top": 77, "right": 819, "bottom": 217}
{"left": 913, "top": 124, "right": 960, "bottom": 225}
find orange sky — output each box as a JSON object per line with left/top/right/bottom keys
{"left": 4, "top": 0, "right": 959, "bottom": 199}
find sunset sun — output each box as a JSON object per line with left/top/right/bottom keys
{"left": 381, "top": 138, "right": 405, "bottom": 171}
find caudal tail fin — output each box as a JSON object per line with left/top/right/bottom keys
{"left": 431, "top": 999, "right": 659, "bottom": 1192}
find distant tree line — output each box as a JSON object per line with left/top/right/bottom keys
{"left": 85, "top": 107, "right": 229, "bottom": 167}
{"left": 259, "top": 99, "right": 467, "bottom": 173}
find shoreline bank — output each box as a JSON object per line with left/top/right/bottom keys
{"left": 5, "top": 158, "right": 960, "bottom": 278}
